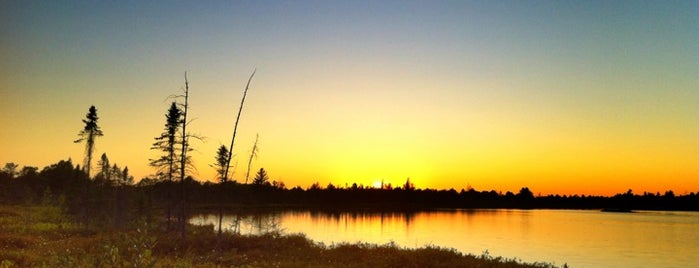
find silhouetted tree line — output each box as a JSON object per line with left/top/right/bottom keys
{"left": 0, "top": 160, "right": 153, "bottom": 230}
{"left": 189, "top": 182, "right": 699, "bottom": 211}
{"left": 2, "top": 160, "right": 698, "bottom": 222}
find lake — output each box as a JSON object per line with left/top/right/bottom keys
{"left": 190, "top": 209, "right": 699, "bottom": 267}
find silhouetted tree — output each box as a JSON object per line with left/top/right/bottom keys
{"left": 74, "top": 105, "right": 103, "bottom": 178}
{"left": 110, "top": 164, "right": 122, "bottom": 183}
{"left": 73, "top": 106, "right": 103, "bottom": 231}
{"left": 96, "top": 153, "right": 112, "bottom": 185}
{"left": 516, "top": 187, "right": 535, "bottom": 208}
{"left": 223, "top": 70, "right": 256, "bottom": 184}
{"left": 179, "top": 73, "right": 192, "bottom": 185}
{"left": 2, "top": 162, "right": 18, "bottom": 178}
{"left": 150, "top": 101, "right": 183, "bottom": 229}
{"left": 245, "top": 134, "right": 260, "bottom": 184}
{"left": 119, "top": 166, "right": 134, "bottom": 186}
{"left": 664, "top": 190, "right": 675, "bottom": 198}
{"left": 212, "top": 145, "right": 230, "bottom": 236}
{"left": 309, "top": 182, "right": 321, "bottom": 191}
{"left": 326, "top": 183, "right": 336, "bottom": 190}
{"left": 19, "top": 166, "right": 39, "bottom": 177}
{"left": 149, "top": 102, "right": 182, "bottom": 182}
{"left": 253, "top": 168, "right": 269, "bottom": 186}
{"left": 213, "top": 145, "right": 230, "bottom": 183}
{"left": 175, "top": 72, "right": 203, "bottom": 237}
{"left": 403, "top": 178, "right": 415, "bottom": 191}
{"left": 382, "top": 182, "right": 393, "bottom": 190}
{"left": 272, "top": 180, "right": 286, "bottom": 189}
{"left": 0, "top": 166, "right": 12, "bottom": 186}
{"left": 38, "top": 159, "right": 78, "bottom": 201}
{"left": 105, "top": 163, "right": 131, "bottom": 230}
{"left": 518, "top": 187, "right": 534, "bottom": 199}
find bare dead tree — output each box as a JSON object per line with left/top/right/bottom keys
{"left": 223, "top": 69, "right": 256, "bottom": 183}
{"left": 178, "top": 72, "right": 191, "bottom": 238}
{"left": 174, "top": 72, "right": 204, "bottom": 237}
{"left": 211, "top": 69, "right": 255, "bottom": 238}
{"left": 245, "top": 134, "right": 260, "bottom": 184}
{"left": 180, "top": 72, "right": 190, "bottom": 184}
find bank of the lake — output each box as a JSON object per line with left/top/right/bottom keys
{"left": 192, "top": 208, "right": 699, "bottom": 268}
{"left": 0, "top": 205, "right": 562, "bottom": 268}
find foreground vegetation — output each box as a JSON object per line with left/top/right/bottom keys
{"left": 0, "top": 205, "right": 564, "bottom": 268}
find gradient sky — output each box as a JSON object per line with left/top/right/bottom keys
{"left": 1, "top": 0, "right": 697, "bottom": 195}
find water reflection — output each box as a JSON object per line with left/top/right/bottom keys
{"left": 190, "top": 209, "right": 699, "bottom": 268}
{"left": 190, "top": 212, "right": 283, "bottom": 235}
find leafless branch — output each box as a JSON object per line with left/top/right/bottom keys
{"left": 223, "top": 69, "right": 256, "bottom": 182}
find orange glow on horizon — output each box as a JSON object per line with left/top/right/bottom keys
{"left": 2, "top": 1, "right": 697, "bottom": 198}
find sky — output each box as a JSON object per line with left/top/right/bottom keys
{"left": 1, "top": 0, "right": 697, "bottom": 196}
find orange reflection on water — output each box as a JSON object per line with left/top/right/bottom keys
{"left": 192, "top": 209, "right": 699, "bottom": 267}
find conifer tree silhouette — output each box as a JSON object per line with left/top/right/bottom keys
{"left": 253, "top": 168, "right": 269, "bottom": 185}
{"left": 149, "top": 102, "right": 182, "bottom": 182}
{"left": 74, "top": 105, "right": 103, "bottom": 178}
{"left": 74, "top": 105, "right": 103, "bottom": 230}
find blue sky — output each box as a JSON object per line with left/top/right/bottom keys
{"left": 1, "top": 0, "right": 697, "bottom": 194}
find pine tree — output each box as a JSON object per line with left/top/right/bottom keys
{"left": 96, "top": 153, "right": 111, "bottom": 184}
{"left": 120, "top": 166, "right": 133, "bottom": 186}
{"left": 149, "top": 101, "right": 184, "bottom": 231}
{"left": 212, "top": 144, "right": 230, "bottom": 236}
{"left": 74, "top": 105, "right": 103, "bottom": 230}
{"left": 110, "top": 164, "right": 122, "bottom": 183}
{"left": 253, "top": 168, "right": 269, "bottom": 185}
{"left": 74, "top": 105, "right": 103, "bottom": 178}
{"left": 149, "top": 102, "right": 182, "bottom": 182}
{"left": 213, "top": 145, "right": 230, "bottom": 183}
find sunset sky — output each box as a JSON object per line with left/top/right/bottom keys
{"left": 1, "top": 1, "right": 697, "bottom": 195}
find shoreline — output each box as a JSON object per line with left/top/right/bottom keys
{"left": 0, "top": 204, "right": 565, "bottom": 268}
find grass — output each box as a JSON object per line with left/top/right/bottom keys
{"left": 0, "top": 205, "right": 565, "bottom": 267}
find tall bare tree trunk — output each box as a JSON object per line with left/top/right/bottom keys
{"left": 179, "top": 72, "right": 190, "bottom": 238}
{"left": 223, "top": 69, "right": 256, "bottom": 182}
{"left": 245, "top": 134, "right": 259, "bottom": 184}
{"left": 218, "top": 70, "right": 255, "bottom": 238}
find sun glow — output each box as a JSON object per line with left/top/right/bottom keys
{"left": 1, "top": 1, "right": 697, "bottom": 196}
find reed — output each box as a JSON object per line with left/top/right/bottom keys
{"left": 0, "top": 204, "right": 565, "bottom": 268}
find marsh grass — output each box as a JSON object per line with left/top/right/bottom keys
{"left": 0, "top": 205, "right": 564, "bottom": 267}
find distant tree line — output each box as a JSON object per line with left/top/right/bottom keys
{"left": 2, "top": 160, "right": 697, "bottom": 218}
{"left": 188, "top": 179, "right": 699, "bottom": 211}
{"left": 0, "top": 159, "right": 150, "bottom": 230}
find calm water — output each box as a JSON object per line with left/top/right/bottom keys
{"left": 190, "top": 209, "right": 699, "bottom": 267}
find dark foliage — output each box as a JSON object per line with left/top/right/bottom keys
{"left": 252, "top": 168, "right": 270, "bottom": 186}
{"left": 149, "top": 102, "right": 183, "bottom": 182}
{"left": 1, "top": 159, "right": 697, "bottom": 232}
{"left": 74, "top": 105, "right": 103, "bottom": 178}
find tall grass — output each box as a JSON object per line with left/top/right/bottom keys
{"left": 0, "top": 204, "right": 565, "bottom": 267}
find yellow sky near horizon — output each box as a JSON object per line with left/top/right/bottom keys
{"left": 1, "top": 1, "right": 697, "bottom": 196}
